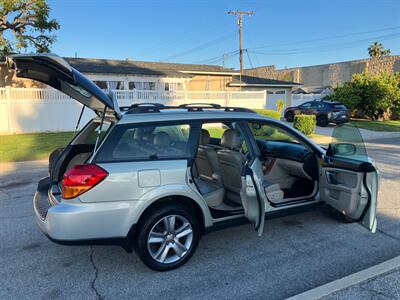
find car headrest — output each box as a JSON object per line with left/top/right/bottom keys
{"left": 153, "top": 132, "right": 171, "bottom": 147}
{"left": 199, "top": 129, "right": 211, "bottom": 145}
{"left": 220, "top": 129, "right": 242, "bottom": 150}
{"left": 134, "top": 128, "right": 153, "bottom": 142}
{"left": 134, "top": 128, "right": 145, "bottom": 140}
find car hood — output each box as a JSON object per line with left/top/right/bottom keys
{"left": 6, "top": 54, "right": 121, "bottom": 119}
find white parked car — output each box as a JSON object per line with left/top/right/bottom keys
{"left": 7, "top": 54, "right": 379, "bottom": 271}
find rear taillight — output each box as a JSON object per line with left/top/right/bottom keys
{"left": 61, "top": 164, "right": 108, "bottom": 199}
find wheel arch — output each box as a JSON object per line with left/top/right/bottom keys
{"left": 125, "top": 193, "right": 210, "bottom": 249}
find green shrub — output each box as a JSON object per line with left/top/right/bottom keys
{"left": 293, "top": 114, "right": 316, "bottom": 135}
{"left": 262, "top": 127, "right": 276, "bottom": 136}
{"left": 254, "top": 109, "right": 281, "bottom": 120}
{"left": 325, "top": 72, "right": 400, "bottom": 120}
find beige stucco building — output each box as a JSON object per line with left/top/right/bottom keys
{"left": 245, "top": 55, "right": 400, "bottom": 90}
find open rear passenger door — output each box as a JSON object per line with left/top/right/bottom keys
{"left": 319, "top": 124, "right": 379, "bottom": 232}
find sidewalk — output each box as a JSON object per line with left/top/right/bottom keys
{"left": 288, "top": 256, "right": 400, "bottom": 300}
{"left": 0, "top": 160, "right": 48, "bottom": 188}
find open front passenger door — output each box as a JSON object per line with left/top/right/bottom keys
{"left": 319, "top": 124, "right": 379, "bottom": 232}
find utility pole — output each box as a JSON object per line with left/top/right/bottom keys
{"left": 228, "top": 10, "right": 254, "bottom": 88}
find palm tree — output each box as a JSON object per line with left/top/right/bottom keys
{"left": 368, "top": 42, "right": 391, "bottom": 58}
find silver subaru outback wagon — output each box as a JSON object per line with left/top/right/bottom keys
{"left": 7, "top": 54, "right": 379, "bottom": 271}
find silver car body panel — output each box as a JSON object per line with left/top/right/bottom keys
{"left": 32, "top": 109, "right": 375, "bottom": 243}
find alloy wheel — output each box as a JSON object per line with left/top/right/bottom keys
{"left": 147, "top": 215, "right": 193, "bottom": 264}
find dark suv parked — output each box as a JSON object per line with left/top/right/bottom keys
{"left": 284, "top": 100, "right": 350, "bottom": 127}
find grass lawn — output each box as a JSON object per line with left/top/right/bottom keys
{"left": 350, "top": 119, "right": 400, "bottom": 132}
{"left": 0, "top": 131, "right": 74, "bottom": 162}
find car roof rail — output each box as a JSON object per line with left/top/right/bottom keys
{"left": 224, "top": 107, "right": 255, "bottom": 113}
{"left": 124, "top": 102, "right": 256, "bottom": 114}
{"left": 125, "top": 103, "right": 166, "bottom": 113}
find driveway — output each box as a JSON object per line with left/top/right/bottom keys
{"left": 0, "top": 138, "right": 399, "bottom": 300}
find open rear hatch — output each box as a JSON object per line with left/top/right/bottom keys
{"left": 6, "top": 53, "right": 121, "bottom": 119}
{"left": 7, "top": 54, "right": 119, "bottom": 198}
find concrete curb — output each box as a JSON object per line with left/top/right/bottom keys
{"left": 287, "top": 256, "right": 400, "bottom": 300}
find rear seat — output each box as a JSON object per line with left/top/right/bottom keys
{"left": 194, "top": 178, "right": 224, "bottom": 208}
{"left": 193, "top": 129, "right": 224, "bottom": 207}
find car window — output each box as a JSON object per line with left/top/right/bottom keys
{"left": 331, "top": 104, "right": 347, "bottom": 110}
{"left": 73, "top": 121, "right": 112, "bottom": 145}
{"left": 96, "top": 123, "right": 192, "bottom": 161}
{"left": 311, "top": 102, "right": 324, "bottom": 109}
{"left": 300, "top": 102, "right": 312, "bottom": 108}
{"left": 248, "top": 122, "right": 300, "bottom": 144}
{"left": 201, "top": 122, "right": 230, "bottom": 139}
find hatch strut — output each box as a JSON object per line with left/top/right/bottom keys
{"left": 73, "top": 105, "right": 85, "bottom": 135}
{"left": 91, "top": 105, "right": 107, "bottom": 159}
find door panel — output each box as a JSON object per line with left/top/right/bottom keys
{"left": 320, "top": 123, "right": 379, "bottom": 232}
{"left": 240, "top": 158, "right": 266, "bottom": 236}
{"left": 320, "top": 167, "right": 367, "bottom": 220}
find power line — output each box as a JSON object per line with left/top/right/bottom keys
{"left": 248, "top": 32, "right": 400, "bottom": 56}
{"left": 159, "top": 31, "right": 236, "bottom": 62}
{"left": 195, "top": 50, "right": 239, "bottom": 64}
{"left": 245, "top": 49, "right": 254, "bottom": 69}
{"left": 249, "top": 26, "right": 400, "bottom": 51}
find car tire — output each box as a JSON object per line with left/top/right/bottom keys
{"left": 134, "top": 204, "right": 200, "bottom": 271}
{"left": 285, "top": 111, "right": 294, "bottom": 122}
{"left": 317, "top": 115, "right": 328, "bottom": 127}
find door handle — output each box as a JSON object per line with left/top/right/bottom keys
{"left": 326, "top": 171, "right": 338, "bottom": 184}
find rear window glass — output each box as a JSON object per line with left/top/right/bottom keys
{"left": 73, "top": 121, "right": 112, "bottom": 145}
{"left": 84, "top": 123, "right": 111, "bottom": 145}
{"left": 96, "top": 123, "right": 192, "bottom": 161}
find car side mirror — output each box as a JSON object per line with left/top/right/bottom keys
{"left": 330, "top": 143, "right": 357, "bottom": 156}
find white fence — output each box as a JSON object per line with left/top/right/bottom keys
{"left": 0, "top": 88, "right": 267, "bottom": 134}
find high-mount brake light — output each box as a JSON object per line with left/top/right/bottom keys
{"left": 61, "top": 164, "right": 108, "bottom": 199}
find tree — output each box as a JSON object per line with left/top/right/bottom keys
{"left": 326, "top": 72, "right": 400, "bottom": 120}
{"left": 0, "top": 0, "right": 60, "bottom": 55}
{"left": 368, "top": 42, "right": 391, "bottom": 58}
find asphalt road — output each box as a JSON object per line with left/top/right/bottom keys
{"left": 0, "top": 138, "right": 399, "bottom": 300}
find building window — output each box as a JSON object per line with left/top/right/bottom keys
{"left": 267, "top": 90, "right": 274, "bottom": 94}
{"left": 108, "top": 81, "right": 124, "bottom": 90}
{"left": 275, "top": 90, "right": 286, "bottom": 94}
{"left": 149, "top": 82, "right": 156, "bottom": 90}
{"left": 164, "top": 83, "right": 170, "bottom": 91}
{"left": 94, "top": 81, "right": 107, "bottom": 89}
{"left": 128, "top": 82, "right": 136, "bottom": 90}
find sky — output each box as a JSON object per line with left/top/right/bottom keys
{"left": 45, "top": 0, "right": 400, "bottom": 70}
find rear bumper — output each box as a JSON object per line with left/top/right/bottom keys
{"left": 33, "top": 177, "right": 135, "bottom": 250}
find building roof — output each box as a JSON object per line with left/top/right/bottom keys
{"left": 229, "top": 75, "right": 302, "bottom": 87}
{"left": 64, "top": 57, "right": 238, "bottom": 77}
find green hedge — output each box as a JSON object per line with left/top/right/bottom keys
{"left": 293, "top": 114, "right": 316, "bottom": 135}
{"left": 254, "top": 109, "right": 281, "bottom": 120}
